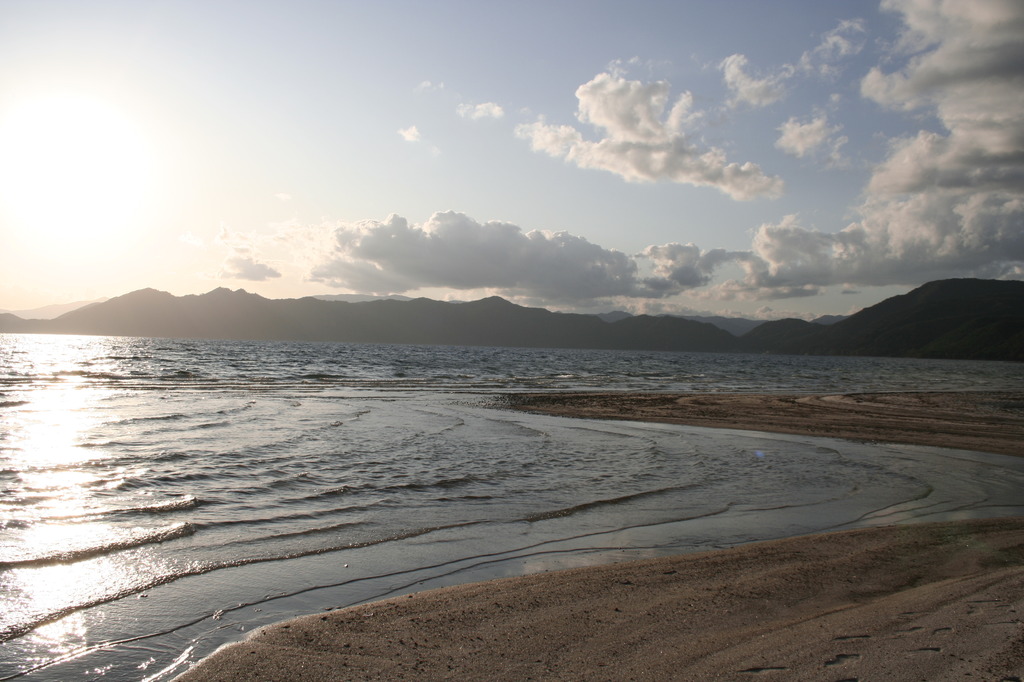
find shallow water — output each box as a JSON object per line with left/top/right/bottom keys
{"left": 2, "top": 334, "right": 1023, "bottom": 680}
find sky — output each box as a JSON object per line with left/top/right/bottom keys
{"left": 1, "top": 0, "right": 1022, "bottom": 319}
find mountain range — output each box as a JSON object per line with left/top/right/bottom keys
{"left": 0, "top": 278, "right": 1021, "bottom": 361}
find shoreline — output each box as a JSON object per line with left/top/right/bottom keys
{"left": 502, "top": 390, "right": 1024, "bottom": 457}
{"left": 177, "top": 390, "right": 1024, "bottom": 680}
{"left": 177, "top": 517, "right": 1024, "bottom": 681}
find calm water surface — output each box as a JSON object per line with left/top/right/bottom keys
{"left": 2, "top": 334, "right": 1023, "bottom": 680}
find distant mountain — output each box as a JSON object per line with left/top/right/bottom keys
{"left": 681, "top": 314, "right": 763, "bottom": 336}
{"left": 596, "top": 310, "right": 764, "bottom": 336}
{"left": 596, "top": 311, "right": 633, "bottom": 323}
{"left": 2, "top": 288, "right": 734, "bottom": 352}
{"left": 0, "top": 313, "right": 33, "bottom": 333}
{"left": 739, "top": 278, "right": 1024, "bottom": 361}
{"left": 313, "top": 294, "right": 413, "bottom": 303}
{"left": 1, "top": 279, "right": 1019, "bottom": 361}
{"left": 0, "top": 298, "right": 106, "bottom": 320}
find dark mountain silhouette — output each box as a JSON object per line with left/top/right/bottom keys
{"left": 810, "top": 314, "right": 846, "bottom": 326}
{"left": 680, "top": 314, "right": 763, "bottom": 336}
{"left": 2, "top": 288, "right": 735, "bottom": 352}
{"left": 0, "top": 278, "right": 1020, "bottom": 360}
{"left": 596, "top": 311, "right": 771, "bottom": 336}
{"left": 739, "top": 278, "right": 1024, "bottom": 360}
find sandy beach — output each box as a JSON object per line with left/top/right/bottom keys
{"left": 178, "top": 391, "right": 1024, "bottom": 680}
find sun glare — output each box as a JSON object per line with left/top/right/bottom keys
{"left": 0, "top": 93, "right": 154, "bottom": 253}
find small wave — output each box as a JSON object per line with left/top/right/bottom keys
{"left": 300, "top": 372, "right": 343, "bottom": 381}
{"left": 124, "top": 413, "right": 190, "bottom": 424}
{"left": 52, "top": 370, "right": 126, "bottom": 381}
{"left": 436, "top": 494, "right": 494, "bottom": 502}
{"left": 69, "top": 495, "right": 201, "bottom": 519}
{"left": 31, "top": 496, "right": 199, "bottom": 524}
{"left": 78, "top": 439, "right": 143, "bottom": 449}
{"left": 160, "top": 370, "right": 202, "bottom": 380}
{"left": 381, "top": 475, "right": 480, "bottom": 493}
{"left": 0, "top": 522, "right": 196, "bottom": 569}
{"left": 194, "top": 421, "right": 229, "bottom": 429}
{"left": 524, "top": 485, "right": 698, "bottom": 522}
{"left": 0, "top": 400, "right": 29, "bottom": 409}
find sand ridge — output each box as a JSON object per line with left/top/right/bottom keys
{"left": 503, "top": 391, "right": 1024, "bottom": 457}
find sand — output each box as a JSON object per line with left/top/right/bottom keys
{"left": 504, "top": 390, "right": 1024, "bottom": 457}
{"left": 177, "top": 391, "right": 1024, "bottom": 681}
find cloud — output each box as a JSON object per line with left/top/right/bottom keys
{"left": 515, "top": 72, "right": 783, "bottom": 200}
{"left": 722, "top": 19, "right": 865, "bottom": 108}
{"left": 275, "top": 192, "right": 292, "bottom": 202}
{"left": 397, "top": 125, "right": 421, "bottom": 142}
{"left": 216, "top": 226, "right": 282, "bottom": 282}
{"left": 457, "top": 102, "right": 504, "bottom": 120}
{"left": 720, "top": 54, "right": 790, "bottom": 108}
{"left": 641, "top": 242, "right": 737, "bottom": 290}
{"left": 220, "top": 256, "right": 282, "bottom": 281}
{"left": 861, "top": 0, "right": 1024, "bottom": 196}
{"left": 798, "top": 18, "right": 867, "bottom": 76}
{"left": 310, "top": 211, "right": 731, "bottom": 304}
{"left": 775, "top": 114, "right": 847, "bottom": 164}
{"left": 713, "top": 0, "right": 1024, "bottom": 299}
{"left": 720, "top": 187, "right": 1024, "bottom": 300}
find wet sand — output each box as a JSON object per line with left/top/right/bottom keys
{"left": 178, "top": 391, "right": 1024, "bottom": 680}
{"left": 505, "top": 390, "right": 1024, "bottom": 456}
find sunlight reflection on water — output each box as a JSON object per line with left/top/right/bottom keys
{"left": 0, "top": 338, "right": 140, "bottom": 659}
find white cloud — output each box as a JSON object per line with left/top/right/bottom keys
{"left": 457, "top": 102, "right": 504, "bottom": 120}
{"left": 799, "top": 18, "right": 867, "bottom": 76}
{"left": 721, "top": 19, "right": 865, "bottom": 110}
{"left": 710, "top": 0, "right": 1024, "bottom": 299}
{"left": 275, "top": 192, "right": 292, "bottom": 202}
{"left": 720, "top": 54, "right": 790, "bottom": 108}
{"left": 775, "top": 114, "right": 847, "bottom": 164}
{"left": 310, "top": 211, "right": 732, "bottom": 304}
{"left": 515, "top": 72, "right": 783, "bottom": 200}
{"left": 641, "top": 242, "right": 736, "bottom": 289}
{"left": 216, "top": 226, "right": 282, "bottom": 282}
{"left": 861, "top": 0, "right": 1024, "bottom": 196}
{"left": 776, "top": 116, "right": 832, "bottom": 157}
{"left": 397, "top": 125, "right": 421, "bottom": 142}
{"left": 220, "top": 256, "right": 282, "bottom": 281}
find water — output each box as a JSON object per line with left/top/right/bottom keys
{"left": 1, "top": 334, "right": 1023, "bottom": 680}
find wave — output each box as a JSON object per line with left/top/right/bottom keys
{"left": 0, "top": 400, "right": 29, "bottom": 409}
{"left": 0, "top": 519, "right": 488, "bottom": 645}
{"left": 524, "top": 485, "right": 700, "bottom": 522}
{"left": 36, "top": 496, "right": 200, "bottom": 523}
{"left": 123, "top": 413, "right": 190, "bottom": 424}
{"left": 0, "top": 522, "right": 195, "bottom": 570}
{"left": 51, "top": 370, "right": 129, "bottom": 381}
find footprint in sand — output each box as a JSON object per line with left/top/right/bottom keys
{"left": 825, "top": 653, "right": 861, "bottom": 667}
{"left": 738, "top": 666, "right": 788, "bottom": 674}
